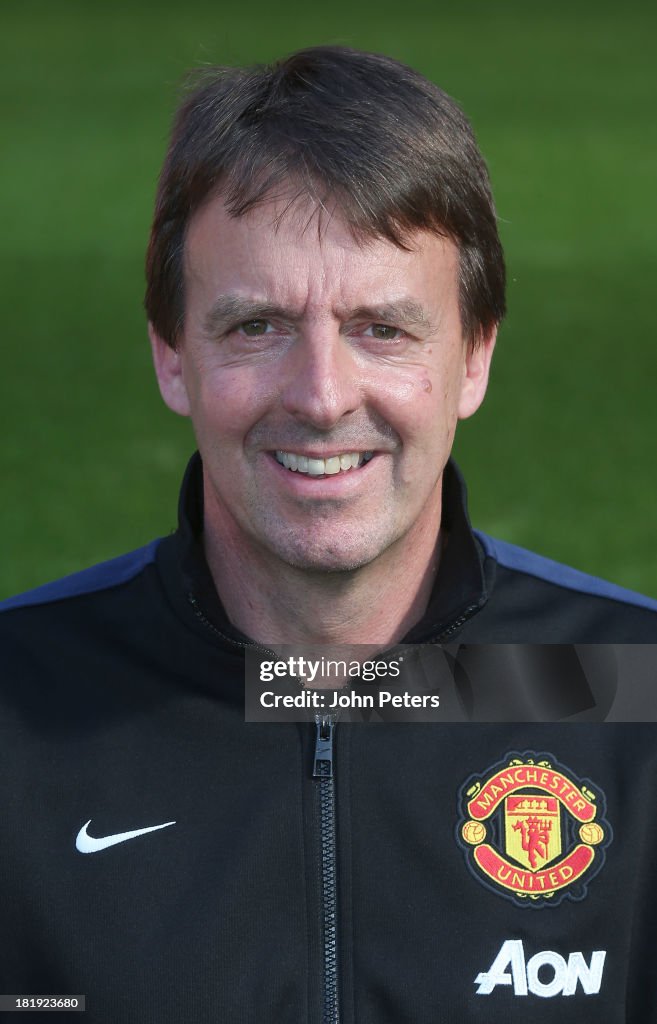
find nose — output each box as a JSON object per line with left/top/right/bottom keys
{"left": 280, "top": 327, "right": 362, "bottom": 429}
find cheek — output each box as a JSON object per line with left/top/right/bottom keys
{"left": 374, "top": 363, "right": 461, "bottom": 448}
{"left": 187, "top": 364, "right": 274, "bottom": 445}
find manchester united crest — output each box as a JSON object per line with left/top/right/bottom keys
{"left": 456, "top": 752, "right": 612, "bottom": 907}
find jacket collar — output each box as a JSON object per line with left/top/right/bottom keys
{"left": 174, "top": 452, "right": 488, "bottom": 644}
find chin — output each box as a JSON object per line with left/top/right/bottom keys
{"left": 265, "top": 531, "right": 391, "bottom": 575}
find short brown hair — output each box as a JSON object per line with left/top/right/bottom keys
{"left": 145, "top": 45, "right": 506, "bottom": 346}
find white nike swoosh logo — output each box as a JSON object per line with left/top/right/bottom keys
{"left": 75, "top": 819, "right": 176, "bottom": 853}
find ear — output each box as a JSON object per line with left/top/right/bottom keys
{"left": 148, "top": 323, "right": 191, "bottom": 417}
{"left": 457, "top": 326, "right": 497, "bottom": 420}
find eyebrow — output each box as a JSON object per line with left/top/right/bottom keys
{"left": 204, "top": 296, "right": 285, "bottom": 337}
{"left": 348, "top": 301, "right": 435, "bottom": 334}
{"left": 203, "top": 295, "right": 436, "bottom": 336}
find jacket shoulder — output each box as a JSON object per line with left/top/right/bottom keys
{"left": 0, "top": 540, "right": 161, "bottom": 614}
{"left": 475, "top": 530, "right": 657, "bottom": 614}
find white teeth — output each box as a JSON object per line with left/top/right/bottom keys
{"left": 275, "top": 450, "right": 375, "bottom": 476}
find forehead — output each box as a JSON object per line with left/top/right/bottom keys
{"left": 183, "top": 193, "right": 459, "bottom": 314}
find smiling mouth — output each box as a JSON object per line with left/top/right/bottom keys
{"left": 274, "top": 450, "right": 374, "bottom": 476}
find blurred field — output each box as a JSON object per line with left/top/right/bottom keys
{"left": 1, "top": 0, "right": 656, "bottom": 598}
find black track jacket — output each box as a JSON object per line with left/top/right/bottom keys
{"left": 1, "top": 455, "right": 657, "bottom": 1023}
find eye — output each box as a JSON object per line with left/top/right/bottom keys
{"left": 239, "top": 319, "right": 272, "bottom": 337}
{"left": 365, "top": 323, "right": 402, "bottom": 341}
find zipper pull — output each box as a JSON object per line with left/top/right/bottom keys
{"left": 313, "top": 715, "right": 335, "bottom": 779}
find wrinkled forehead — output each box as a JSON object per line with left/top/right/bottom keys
{"left": 184, "top": 167, "right": 457, "bottom": 257}
{"left": 184, "top": 187, "right": 399, "bottom": 267}
{"left": 183, "top": 190, "right": 458, "bottom": 314}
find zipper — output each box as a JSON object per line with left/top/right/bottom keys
{"left": 434, "top": 602, "right": 481, "bottom": 642}
{"left": 189, "top": 589, "right": 480, "bottom": 652}
{"left": 187, "top": 593, "right": 278, "bottom": 658}
{"left": 313, "top": 714, "right": 339, "bottom": 1024}
{"left": 187, "top": 586, "right": 478, "bottom": 1022}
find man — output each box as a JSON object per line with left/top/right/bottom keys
{"left": 1, "top": 46, "right": 656, "bottom": 1023}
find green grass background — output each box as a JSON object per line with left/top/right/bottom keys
{"left": 2, "top": 0, "right": 656, "bottom": 599}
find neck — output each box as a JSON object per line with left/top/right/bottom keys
{"left": 202, "top": 497, "right": 443, "bottom": 648}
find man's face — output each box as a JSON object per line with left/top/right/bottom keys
{"left": 151, "top": 195, "right": 495, "bottom": 574}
